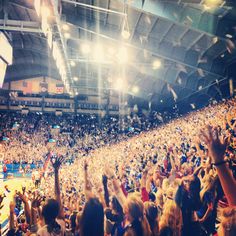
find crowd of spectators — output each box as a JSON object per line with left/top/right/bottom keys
{"left": 0, "top": 98, "right": 236, "bottom": 236}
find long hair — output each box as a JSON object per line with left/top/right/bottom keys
{"left": 124, "top": 193, "right": 151, "bottom": 236}
{"left": 144, "top": 201, "right": 159, "bottom": 236}
{"left": 200, "top": 175, "right": 217, "bottom": 202}
{"left": 159, "top": 199, "right": 182, "bottom": 236}
{"left": 80, "top": 198, "right": 104, "bottom": 236}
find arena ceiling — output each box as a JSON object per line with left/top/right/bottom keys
{"left": 0, "top": 0, "right": 236, "bottom": 111}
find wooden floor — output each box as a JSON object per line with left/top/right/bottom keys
{"left": 0, "top": 178, "right": 31, "bottom": 227}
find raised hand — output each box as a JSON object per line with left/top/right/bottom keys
{"left": 51, "top": 155, "right": 65, "bottom": 171}
{"left": 200, "top": 125, "right": 229, "bottom": 163}
{"left": 31, "top": 193, "right": 43, "bottom": 208}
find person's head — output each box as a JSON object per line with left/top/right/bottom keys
{"left": 111, "top": 196, "right": 124, "bottom": 216}
{"left": 80, "top": 198, "right": 104, "bottom": 236}
{"left": 159, "top": 199, "right": 182, "bottom": 236}
{"left": 42, "top": 199, "right": 62, "bottom": 234}
{"left": 218, "top": 207, "right": 236, "bottom": 236}
{"left": 144, "top": 201, "right": 159, "bottom": 235}
{"left": 42, "top": 199, "right": 60, "bottom": 224}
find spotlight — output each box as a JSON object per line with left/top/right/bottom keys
{"left": 64, "top": 32, "right": 70, "bottom": 39}
{"left": 62, "top": 24, "right": 69, "bottom": 31}
{"left": 114, "top": 78, "right": 126, "bottom": 91}
{"left": 73, "top": 77, "right": 79, "bottom": 81}
{"left": 153, "top": 60, "right": 161, "bottom": 69}
{"left": 108, "top": 47, "right": 116, "bottom": 56}
{"left": 41, "top": 6, "right": 50, "bottom": 19}
{"left": 132, "top": 86, "right": 139, "bottom": 94}
{"left": 70, "top": 61, "right": 76, "bottom": 67}
{"left": 117, "top": 47, "right": 128, "bottom": 64}
{"left": 93, "top": 45, "right": 104, "bottom": 61}
{"left": 121, "top": 30, "right": 130, "bottom": 40}
{"left": 81, "top": 43, "right": 91, "bottom": 54}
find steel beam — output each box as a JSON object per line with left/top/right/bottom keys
{"left": 0, "top": 19, "right": 42, "bottom": 33}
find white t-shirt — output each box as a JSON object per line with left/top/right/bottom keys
{"left": 37, "top": 219, "right": 65, "bottom": 236}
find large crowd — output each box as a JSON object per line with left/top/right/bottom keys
{"left": 0, "top": 98, "right": 236, "bottom": 236}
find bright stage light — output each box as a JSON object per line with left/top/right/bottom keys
{"left": 153, "top": 59, "right": 161, "bottom": 69}
{"left": 117, "top": 47, "right": 128, "bottom": 64}
{"left": 132, "top": 86, "right": 139, "bottom": 94}
{"left": 121, "top": 30, "right": 130, "bottom": 40}
{"left": 114, "top": 78, "right": 126, "bottom": 91}
{"left": 64, "top": 32, "right": 70, "bottom": 39}
{"left": 70, "top": 61, "right": 76, "bottom": 67}
{"left": 81, "top": 43, "right": 91, "bottom": 54}
{"left": 41, "top": 6, "right": 50, "bottom": 19}
{"left": 203, "top": 0, "right": 223, "bottom": 9}
{"left": 108, "top": 47, "right": 116, "bottom": 56}
{"left": 73, "top": 76, "right": 79, "bottom": 81}
{"left": 62, "top": 24, "right": 69, "bottom": 31}
{"left": 93, "top": 45, "right": 104, "bottom": 61}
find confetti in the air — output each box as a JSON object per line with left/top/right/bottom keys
{"left": 198, "top": 68, "right": 205, "bottom": 77}
{"left": 226, "top": 39, "right": 235, "bottom": 54}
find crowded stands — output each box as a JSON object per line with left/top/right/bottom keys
{"left": 0, "top": 98, "right": 236, "bottom": 236}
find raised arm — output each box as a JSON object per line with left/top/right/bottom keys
{"left": 51, "top": 155, "right": 65, "bottom": 219}
{"left": 200, "top": 126, "right": 236, "bottom": 206}
{"left": 83, "top": 160, "right": 94, "bottom": 200}
{"left": 102, "top": 175, "right": 110, "bottom": 207}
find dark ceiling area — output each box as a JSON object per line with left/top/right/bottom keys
{"left": 0, "top": 0, "right": 236, "bottom": 112}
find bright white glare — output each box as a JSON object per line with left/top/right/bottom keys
{"left": 93, "top": 45, "right": 104, "bottom": 61}
{"left": 108, "top": 47, "right": 116, "bottom": 56}
{"left": 121, "top": 30, "right": 130, "bottom": 40}
{"left": 34, "top": 0, "right": 41, "bottom": 16}
{"left": 41, "top": 6, "right": 50, "bottom": 19}
{"left": 70, "top": 61, "right": 76, "bottom": 67}
{"left": 152, "top": 59, "right": 162, "bottom": 69}
{"left": 62, "top": 24, "right": 69, "bottom": 31}
{"left": 160, "top": 99, "right": 163, "bottom": 103}
{"left": 132, "top": 86, "right": 139, "bottom": 94}
{"left": 114, "top": 78, "right": 126, "bottom": 91}
{"left": 203, "top": 0, "right": 223, "bottom": 9}
{"left": 64, "top": 32, "right": 70, "bottom": 39}
{"left": 73, "top": 77, "right": 79, "bottom": 81}
{"left": 117, "top": 47, "right": 128, "bottom": 64}
{"left": 81, "top": 43, "right": 91, "bottom": 54}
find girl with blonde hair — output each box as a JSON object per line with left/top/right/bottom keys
{"left": 159, "top": 199, "right": 182, "bottom": 236}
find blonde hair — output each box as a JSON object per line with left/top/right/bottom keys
{"left": 200, "top": 175, "right": 217, "bottom": 202}
{"left": 159, "top": 199, "right": 182, "bottom": 236}
{"left": 218, "top": 207, "right": 236, "bottom": 236}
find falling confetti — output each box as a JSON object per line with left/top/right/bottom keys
{"left": 198, "top": 68, "right": 205, "bottom": 77}
{"left": 198, "top": 57, "right": 207, "bottom": 64}
{"left": 176, "top": 64, "right": 187, "bottom": 73}
{"left": 226, "top": 39, "right": 235, "bottom": 54}
{"left": 190, "top": 103, "right": 195, "bottom": 109}
{"left": 176, "top": 77, "right": 182, "bottom": 84}
{"left": 167, "top": 84, "right": 178, "bottom": 101}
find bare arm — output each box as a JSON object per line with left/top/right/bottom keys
{"left": 200, "top": 126, "right": 236, "bottom": 206}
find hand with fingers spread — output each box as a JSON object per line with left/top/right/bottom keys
{"left": 51, "top": 155, "right": 65, "bottom": 171}
{"left": 31, "top": 193, "right": 43, "bottom": 209}
{"left": 200, "top": 125, "right": 229, "bottom": 164}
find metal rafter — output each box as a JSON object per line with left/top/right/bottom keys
{"left": 63, "top": 20, "right": 225, "bottom": 78}
{"left": 122, "top": 0, "right": 230, "bottom": 41}
{"left": 0, "top": 19, "right": 42, "bottom": 33}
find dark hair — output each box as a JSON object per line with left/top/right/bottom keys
{"left": 159, "top": 226, "right": 173, "bottom": 236}
{"left": 42, "top": 199, "right": 61, "bottom": 234}
{"left": 80, "top": 198, "right": 104, "bottom": 236}
{"left": 111, "top": 196, "right": 124, "bottom": 217}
